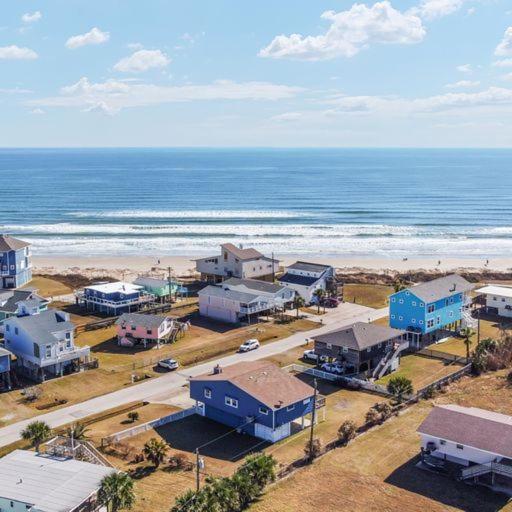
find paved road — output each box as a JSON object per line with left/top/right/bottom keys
{"left": 0, "top": 303, "right": 387, "bottom": 448}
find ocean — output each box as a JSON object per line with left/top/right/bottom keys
{"left": 1, "top": 147, "right": 512, "bottom": 259}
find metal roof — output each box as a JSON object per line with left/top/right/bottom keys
{"left": 286, "top": 261, "right": 331, "bottom": 273}
{"left": 405, "top": 274, "right": 473, "bottom": 303}
{"left": 0, "top": 235, "right": 30, "bottom": 252}
{"left": 418, "top": 405, "right": 512, "bottom": 459}
{"left": 191, "top": 361, "right": 314, "bottom": 409}
{"left": 116, "top": 312, "right": 169, "bottom": 329}
{"left": 223, "top": 277, "right": 286, "bottom": 295}
{"left": 0, "top": 450, "right": 113, "bottom": 512}
{"left": 313, "top": 322, "right": 404, "bottom": 351}
{"left": 278, "top": 273, "right": 319, "bottom": 287}
{"left": 85, "top": 281, "right": 142, "bottom": 294}
{"left": 475, "top": 285, "right": 512, "bottom": 299}
{"left": 198, "top": 285, "right": 261, "bottom": 304}
{"left": 133, "top": 276, "right": 169, "bottom": 288}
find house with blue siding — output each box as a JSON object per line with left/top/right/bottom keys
{"left": 190, "top": 361, "right": 318, "bottom": 443}
{"left": 76, "top": 281, "right": 156, "bottom": 316}
{"left": 389, "top": 274, "right": 474, "bottom": 348}
{"left": 0, "top": 235, "right": 32, "bottom": 290}
{"left": 0, "top": 289, "right": 49, "bottom": 333}
{"left": 0, "top": 347, "right": 12, "bottom": 390}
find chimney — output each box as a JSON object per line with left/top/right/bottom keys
{"left": 213, "top": 364, "right": 222, "bottom": 375}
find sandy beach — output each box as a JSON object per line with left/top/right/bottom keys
{"left": 31, "top": 254, "right": 512, "bottom": 282}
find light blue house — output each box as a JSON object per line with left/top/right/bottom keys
{"left": 190, "top": 361, "right": 317, "bottom": 443}
{"left": 389, "top": 274, "right": 474, "bottom": 348}
{"left": 0, "top": 235, "right": 32, "bottom": 290}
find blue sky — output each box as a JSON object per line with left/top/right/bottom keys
{"left": 1, "top": 0, "right": 512, "bottom": 147}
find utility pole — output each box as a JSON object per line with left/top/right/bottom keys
{"left": 195, "top": 448, "right": 201, "bottom": 491}
{"left": 308, "top": 378, "right": 318, "bottom": 463}
{"left": 167, "top": 266, "right": 172, "bottom": 306}
{"left": 477, "top": 307, "right": 481, "bottom": 345}
{"left": 272, "top": 251, "right": 275, "bottom": 283}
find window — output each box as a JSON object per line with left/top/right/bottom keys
{"left": 427, "top": 304, "right": 435, "bottom": 313}
{"left": 419, "top": 320, "right": 424, "bottom": 325}
{"left": 14, "top": 327, "right": 18, "bottom": 335}
{"left": 131, "top": 325, "right": 136, "bottom": 331}
{"left": 342, "top": 346, "right": 348, "bottom": 353}
{"left": 5, "top": 324, "right": 9, "bottom": 332}
{"left": 420, "top": 302, "right": 424, "bottom": 307}
{"left": 225, "top": 396, "right": 238, "bottom": 408}
{"left": 259, "top": 406, "right": 269, "bottom": 415}
{"left": 65, "top": 332, "right": 70, "bottom": 339}
{"left": 449, "top": 311, "right": 454, "bottom": 317}
{"left": 427, "top": 319, "right": 434, "bottom": 328}
{"left": 390, "top": 314, "right": 395, "bottom": 319}
{"left": 287, "top": 404, "right": 295, "bottom": 411}
{"left": 436, "top": 316, "right": 441, "bottom": 325}
{"left": 390, "top": 297, "right": 396, "bottom": 303}
{"left": 66, "top": 339, "right": 71, "bottom": 349}
{"left": 405, "top": 291, "right": 410, "bottom": 296}
{"left": 146, "top": 329, "right": 153, "bottom": 335}
{"left": 398, "top": 316, "right": 403, "bottom": 321}
{"left": 45, "top": 345, "right": 52, "bottom": 358}
{"left": 398, "top": 299, "right": 404, "bottom": 304}
{"left": 456, "top": 444, "right": 464, "bottom": 450}
{"left": 204, "top": 388, "right": 212, "bottom": 399}
{"left": 411, "top": 318, "right": 416, "bottom": 324}
{"left": 366, "top": 347, "right": 371, "bottom": 353}
{"left": 326, "top": 343, "right": 332, "bottom": 349}
{"left": 303, "top": 398, "right": 311, "bottom": 404}
{"left": 412, "top": 301, "right": 416, "bottom": 306}
{"left": 378, "top": 343, "right": 382, "bottom": 349}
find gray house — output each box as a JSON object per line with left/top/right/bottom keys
{"left": 313, "top": 322, "right": 406, "bottom": 378}
{"left": 3, "top": 309, "right": 90, "bottom": 382}
{"left": 0, "top": 289, "right": 49, "bottom": 332}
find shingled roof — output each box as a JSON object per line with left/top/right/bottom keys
{"left": 0, "top": 290, "right": 48, "bottom": 314}
{"left": 313, "top": 322, "right": 404, "bottom": 351}
{"left": 0, "top": 235, "right": 30, "bottom": 252}
{"left": 406, "top": 274, "right": 473, "bottom": 303}
{"left": 418, "top": 404, "right": 512, "bottom": 459}
{"left": 116, "top": 312, "right": 170, "bottom": 329}
{"left": 8, "top": 309, "right": 75, "bottom": 345}
{"left": 191, "top": 361, "right": 314, "bottom": 409}
{"left": 223, "top": 277, "right": 286, "bottom": 295}
{"left": 222, "top": 243, "right": 264, "bottom": 261}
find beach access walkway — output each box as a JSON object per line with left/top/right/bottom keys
{"left": 0, "top": 303, "right": 387, "bottom": 448}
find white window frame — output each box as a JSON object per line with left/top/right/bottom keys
{"left": 225, "top": 396, "right": 238, "bottom": 408}
{"left": 259, "top": 406, "right": 269, "bottom": 415}
{"left": 204, "top": 388, "right": 212, "bottom": 399}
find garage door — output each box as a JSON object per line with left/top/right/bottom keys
{"left": 206, "top": 306, "right": 235, "bottom": 323}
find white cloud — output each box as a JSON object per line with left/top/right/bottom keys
{"left": 493, "top": 59, "right": 512, "bottom": 68}
{"left": 502, "top": 73, "right": 512, "bottom": 82}
{"left": 466, "top": 7, "right": 476, "bottom": 15}
{"left": 271, "top": 112, "right": 303, "bottom": 122}
{"left": 0, "top": 87, "right": 32, "bottom": 94}
{"left": 457, "top": 63, "right": 472, "bottom": 73}
{"left": 0, "top": 45, "right": 38, "bottom": 60}
{"left": 113, "top": 49, "right": 170, "bottom": 73}
{"left": 30, "top": 108, "right": 45, "bottom": 115}
{"left": 445, "top": 80, "right": 480, "bottom": 88}
{"left": 495, "top": 27, "right": 512, "bottom": 57}
{"left": 411, "top": 0, "right": 465, "bottom": 20}
{"left": 127, "top": 42, "right": 144, "bottom": 50}
{"left": 29, "top": 77, "right": 304, "bottom": 114}
{"left": 259, "top": 1, "right": 426, "bottom": 61}
{"left": 65, "top": 27, "right": 110, "bottom": 49}
{"left": 22, "top": 11, "right": 42, "bottom": 23}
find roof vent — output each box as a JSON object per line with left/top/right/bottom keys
{"left": 213, "top": 364, "right": 222, "bottom": 375}
{"left": 276, "top": 400, "right": 283, "bottom": 409}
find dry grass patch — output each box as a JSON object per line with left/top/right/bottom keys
{"left": 344, "top": 284, "right": 393, "bottom": 309}
{"left": 22, "top": 276, "right": 72, "bottom": 297}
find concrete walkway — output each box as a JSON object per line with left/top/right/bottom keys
{"left": 0, "top": 303, "right": 387, "bottom": 448}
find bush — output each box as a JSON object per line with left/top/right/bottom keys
{"left": 127, "top": 411, "right": 139, "bottom": 423}
{"left": 304, "top": 438, "right": 322, "bottom": 461}
{"left": 337, "top": 420, "right": 357, "bottom": 445}
{"left": 365, "top": 402, "right": 393, "bottom": 426}
{"left": 22, "top": 386, "right": 42, "bottom": 402}
{"left": 168, "top": 453, "right": 193, "bottom": 471}
{"left": 387, "top": 376, "right": 413, "bottom": 403}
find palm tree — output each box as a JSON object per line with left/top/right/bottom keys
{"left": 142, "top": 438, "right": 168, "bottom": 468}
{"left": 393, "top": 279, "right": 407, "bottom": 293}
{"left": 238, "top": 453, "right": 277, "bottom": 490}
{"left": 387, "top": 376, "right": 413, "bottom": 403}
{"left": 172, "top": 489, "right": 208, "bottom": 512}
{"left": 313, "top": 289, "right": 325, "bottom": 313}
{"left": 294, "top": 296, "right": 305, "bottom": 318}
{"left": 98, "top": 472, "right": 135, "bottom": 512}
{"left": 460, "top": 326, "right": 476, "bottom": 360}
{"left": 21, "top": 420, "right": 52, "bottom": 452}
{"left": 66, "top": 422, "right": 89, "bottom": 441}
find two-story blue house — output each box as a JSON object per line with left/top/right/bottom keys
{"left": 0, "top": 347, "right": 12, "bottom": 390}
{"left": 0, "top": 235, "right": 32, "bottom": 290}
{"left": 76, "top": 281, "right": 155, "bottom": 316}
{"left": 389, "top": 274, "right": 474, "bottom": 348}
{"left": 190, "top": 361, "right": 317, "bottom": 443}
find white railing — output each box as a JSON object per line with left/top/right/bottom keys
{"left": 77, "top": 292, "right": 155, "bottom": 308}
{"left": 462, "top": 462, "right": 512, "bottom": 479}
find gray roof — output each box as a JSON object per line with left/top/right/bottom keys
{"left": 418, "top": 405, "right": 512, "bottom": 459}
{"left": 0, "top": 290, "right": 48, "bottom": 314}
{"left": 223, "top": 277, "right": 285, "bottom": 295}
{"left": 221, "top": 243, "right": 264, "bottom": 261}
{"left": 0, "top": 450, "right": 113, "bottom": 512}
{"left": 278, "top": 273, "right": 319, "bottom": 287}
{"left": 10, "top": 309, "right": 75, "bottom": 345}
{"left": 0, "top": 235, "right": 30, "bottom": 252}
{"left": 287, "top": 261, "right": 331, "bottom": 273}
{"left": 116, "top": 312, "right": 169, "bottom": 329}
{"left": 313, "top": 322, "right": 404, "bottom": 351}
{"left": 133, "top": 276, "right": 169, "bottom": 288}
{"left": 406, "top": 274, "right": 473, "bottom": 303}
{"left": 199, "top": 285, "right": 261, "bottom": 304}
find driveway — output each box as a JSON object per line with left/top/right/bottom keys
{"left": 0, "top": 303, "right": 387, "bottom": 448}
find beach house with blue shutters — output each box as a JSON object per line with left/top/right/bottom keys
{"left": 190, "top": 361, "right": 318, "bottom": 443}
{"left": 0, "top": 235, "right": 32, "bottom": 290}
{"left": 389, "top": 274, "right": 474, "bottom": 348}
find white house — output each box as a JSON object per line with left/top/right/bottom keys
{"left": 0, "top": 449, "right": 113, "bottom": 512}
{"left": 3, "top": 309, "right": 90, "bottom": 382}
{"left": 475, "top": 284, "right": 512, "bottom": 318}
{"left": 418, "top": 404, "right": 512, "bottom": 484}
{"left": 278, "top": 261, "right": 335, "bottom": 303}
{"left": 198, "top": 277, "right": 295, "bottom": 323}
{"left": 195, "top": 243, "right": 279, "bottom": 283}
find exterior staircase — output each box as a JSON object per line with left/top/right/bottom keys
{"left": 461, "top": 462, "right": 512, "bottom": 480}
{"left": 372, "top": 341, "right": 409, "bottom": 380}
{"left": 461, "top": 309, "right": 477, "bottom": 329}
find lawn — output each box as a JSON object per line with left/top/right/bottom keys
{"left": 253, "top": 371, "right": 512, "bottom": 512}
{"left": 343, "top": 284, "right": 393, "bottom": 309}
{"left": 22, "top": 276, "right": 73, "bottom": 297}
{"left": 377, "top": 354, "right": 464, "bottom": 391}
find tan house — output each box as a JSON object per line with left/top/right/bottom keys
{"left": 195, "top": 243, "right": 279, "bottom": 283}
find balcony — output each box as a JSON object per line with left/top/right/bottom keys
{"left": 76, "top": 291, "right": 155, "bottom": 308}
{"left": 41, "top": 345, "right": 91, "bottom": 367}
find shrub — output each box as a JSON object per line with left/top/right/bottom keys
{"left": 337, "top": 420, "right": 357, "bottom": 445}
{"left": 127, "top": 411, "right": 139, "bottom": 423}
{"left": 168, "top": 453, "right": 193, "bottom": 471}
{"left": 387, "top": 376, "right": 413, "bottom": 403}
{"left": 304, "top": 438, "right": 322, "bottom": 461}
{"left": 143, "top": 438, "right": 168, "bottom": 468}
{"left": 22, "top": 385, "right": 42, "bottom": 402}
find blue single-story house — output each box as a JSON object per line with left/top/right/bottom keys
{"left": 76, "top": 281, "right": 156, "bottom": 316}
{"left": 0, "top": 347, "right": 12, "bottom": 390}
{"left": 389, "top": 274, "right": 474, "bottom": 348}
{"left": 0, "top": 235, "right": 32, "bottom": 290}
{"left": 190, "top": 361, "right": 317, "bottom": 443}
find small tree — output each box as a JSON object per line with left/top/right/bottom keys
{"left": 387, "top": 376, "right": 413, "bottom": 403}
{"left": 294, "top": 296, "right": 305, "bottom": 318}
{"left": 304, "top": 438, "right": 322, "bottom": 461}
{"left": 98, "top": 472, "right": 135, "bottom": 512}
{"left": 143, "top": 438, "right": 168, "bottom": 468}
{"left": 21, "top": 420, "right": 52, "bottom": 452}
{"left": 373, "top": 402, "right": 393, "bottom": 421}
{"left": 337, "top": 420, "right": 357, "bottom": 445}
{"left": 365, "top": 407, "right": 381, "bottom": 426}
{"left": 460, "top": 327, "right": 476, "bottom": 360}
{"left": 127, "top": 412, "right": 139, "bottom": 423}
{"left": 22, "top": 385, "right": 42, "bottom": 402}
{"left": 393, "top": 280, "right": 407, "bottom": 293}
{"left": 66, "top": 422, "right": 89, "bottom": 441}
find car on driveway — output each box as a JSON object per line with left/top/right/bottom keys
{"left": 239, "top": 338, "right": 260, "bottom": 352}
{"left": 320, "top": 362, "right": 345, "bottom": 375}
{"left": 303, "top": 349, "right": 328, "bottom": 363}
{"left": 158, "top": 358, "right": 179, "bottom": 371}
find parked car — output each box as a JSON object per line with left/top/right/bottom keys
{"left": 303, "top": 349, "right": 328, "bottom": 363}
{"left": 320, "top": 362, "right": 345, "bottom": 375}
{"left": 322, "top": 297, "right": 340, "bottom": 308}
{"left": 239, "top": 338, "right": 260, "bottom": 352}
{"left": 158, "top": 358, "right": 179, "bottom": 371}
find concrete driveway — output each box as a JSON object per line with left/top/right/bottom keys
{"left": 0, "top": 302, "right": 387, "bottom": 448}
